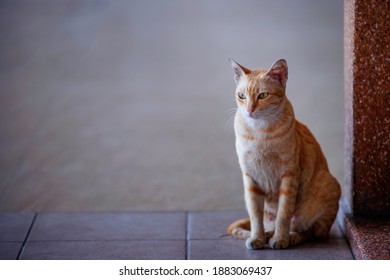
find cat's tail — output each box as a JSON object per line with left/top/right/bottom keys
{"left": 227, "top": 218, "right": 251, "bottom": 239}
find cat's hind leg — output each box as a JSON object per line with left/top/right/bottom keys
{"left": 287, "top": 204, "right": 335, "bottom": 247}
{"left": 312, "top": 199, "right": 339, "bottom": 239}
{"left": 288, "top": 231, "right": 311, "bottom": 246}
{"left": 311, "top": 172, "right": 341, "bottom": 239}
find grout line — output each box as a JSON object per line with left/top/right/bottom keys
{"left": 185, "top": 212, "right": 189, "bottom": 260}
{"left": 17, "top": 213, "right": 38, "bottom": 260}
{"left": 25, "top": 239, "right": 186, "bottom": 242}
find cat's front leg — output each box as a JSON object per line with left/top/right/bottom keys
{"left": 270, "top": 174, "right": 298, "bottom": 249}
{"left": 243, "top": 173, "right": 266, "bottom": 250}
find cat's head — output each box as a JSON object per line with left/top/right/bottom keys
{"left": 228, "top": 58, "right": 288, "bottom": 120}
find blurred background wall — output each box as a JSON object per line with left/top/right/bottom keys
{"left": 0, "top": 0, "right": 343, "bottom": 212}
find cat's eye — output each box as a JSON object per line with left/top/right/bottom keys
{"left": 237, "top": 92, "right": 246, "bottom": 100}
{"left": 258, "top": 92, "right": 269, "bottom": 99}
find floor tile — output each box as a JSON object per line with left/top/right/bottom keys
{"left": 0, "top": 242, "right": 23, "bottom": 260}
{"left": 188, "top": 210, "right": 344, "bottom": 240}
{"left": 188, "top": 238, "right": 353, "bottom": 260}
{"left": 29, "top": 212, "right": 186, "bottom": 241}
{"left": 21, "top": 240, "right": 185, "bottom": 260}
{"left": 329, "top": 221, "right": 344, "bottom": 239}
{"left": 0, "top": 213, "right": 35, "bottom": 241}
{"left": 188, "top": 210, "right": 247, "bottom": 240}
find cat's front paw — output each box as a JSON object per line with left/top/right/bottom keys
{"left": 269, "top": 236, "right": 289, "bottom": 249}
{"left": 245, "top": 237, "right": 265, "bottom": 250}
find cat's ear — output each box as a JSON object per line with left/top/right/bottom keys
{"left": 265, "top": 59, "right": 288, "bottom": 88}
{"left": 228, "top": 58, "right": 251, "bottom": 85}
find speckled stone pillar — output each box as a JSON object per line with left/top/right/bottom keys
{"left": 344, "top": 0, "right": 390, "bottom": 218}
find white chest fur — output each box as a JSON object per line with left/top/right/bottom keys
{"left": 234, "top": 108, "right": 296, "bottom": 195}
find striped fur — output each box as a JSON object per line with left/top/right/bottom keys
{"left": 228, "top": 59, "right": 341, "bottom": 250}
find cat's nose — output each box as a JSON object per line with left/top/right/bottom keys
{"left": 247, "top": 107, "right": 255, "bottom": 115}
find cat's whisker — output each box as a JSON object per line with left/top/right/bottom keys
{"left": 225, "top": 107, "right": 238, "bottom": 115}
{"left": 225, "top": 107, "right": 237, "bottom": 131}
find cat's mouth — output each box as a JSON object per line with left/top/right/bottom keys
{"left": 245, "top": 111, "right": 261, "bottom": 119}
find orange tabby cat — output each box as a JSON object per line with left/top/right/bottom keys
{"left": 227, "top": 58, "right": 341, "bottom": 250}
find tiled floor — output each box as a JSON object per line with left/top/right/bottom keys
{"left": 0, "top": 211, "right": 354, "bottom": 260}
